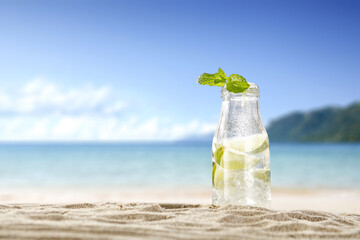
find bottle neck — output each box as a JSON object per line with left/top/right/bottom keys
{"left": 214, "top": 94, "right": 266, "bottom": 140}
{"left": 223, "top": 95, "right": 262, "bottom": 125}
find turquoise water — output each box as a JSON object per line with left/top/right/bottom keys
{"left": 0, "top": 142, "right": 359, "bottom": 189}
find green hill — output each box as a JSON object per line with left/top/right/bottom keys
{"left": 267, "top": 102, "right": 360, "bottom": 142}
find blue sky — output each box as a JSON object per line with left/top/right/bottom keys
{"left": 0, "top": 0, "right": 359, "bottom": 141}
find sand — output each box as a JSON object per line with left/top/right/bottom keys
{"left": 1, "top": 202, "right": 360, "bottom": 240}
{"left": 1, "top": 188, "right": 360, "bottom": 239}
{"left": 2, "top": 187, "right": 360, "bottom": 213}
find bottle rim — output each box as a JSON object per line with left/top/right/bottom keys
{"left": 221, "top": 82, "right": 260, "bottom": 99}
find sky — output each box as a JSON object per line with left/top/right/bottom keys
{"left": 0, "top": 0, "right": 359, "bottom": 141}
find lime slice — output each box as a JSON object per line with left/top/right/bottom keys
{"left": 213, "top": 146, "right": 224, "bottom": 165}
{"left": 212, "top": 164, "right": 224, "bottom": 189}
{"left": 221, "top": 149, "right": 261, "bottom": 170}
{"left": 213, "top": 141, "right": 223, "bottom": 150}
{"left": 249, "top": 140, "right": 269, "bottom": 154}
{"left": 212, "top": 163, "right": 216, "bottom": 184}
{"left": 225, "top": 134, "right": 269, "bottom": 153}
{"left": 212, "top": 134, "right": 269, "bottom": 189}
{"left": 253, "top": 169, "right": 270, "bottom": 183}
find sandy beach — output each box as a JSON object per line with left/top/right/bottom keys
{"left": 1, "top": 188, "right": 360, "bottom": 239}
{"left": 1, "top": 187, "right": 360, "bottom": 213}
{"left": 1, "top": 202, "right": 360, "bottom": 240}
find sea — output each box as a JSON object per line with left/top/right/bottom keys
{"left": 0, "top": 142, "right": 359, "bottom": 189}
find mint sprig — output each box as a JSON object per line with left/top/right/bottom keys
{"left": 197, "top": 68, "right": 250, "bottom": 93}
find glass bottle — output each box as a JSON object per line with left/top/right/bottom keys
{"left": 212, "top": 83, "right": 271, "bottom": 208}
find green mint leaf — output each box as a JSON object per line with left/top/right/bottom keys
{"left": 228, "top": 73, "right": 247, "bottom": 83}
{"left": 218, "top": 68, "right": 227, "bottom": 80}
{"left": 226, "top": 74, "right": 250, "bottom": 93}
{"left": 197, "top": 68, "right": 250, "bottom": 94}
{"left": 197, "top": 73, "right": 226, "bottom": 86}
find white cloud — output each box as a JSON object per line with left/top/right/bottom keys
{"left": 1, "top": 78, "right": 116, "bottom": 115}
{"left": 0, "top": 79, "right": 216, "bottom": 141}
{"left": 103, "top": 101, "right": 127, "bottom": 114}
{"left": 0, "top": 116, "right": 216, "bottom": 141}
{"left": 0, "top": 89, "right": 11, "bottom": 112}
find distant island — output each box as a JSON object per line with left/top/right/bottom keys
{"left": 267, "top": 102, "right": 360, "bottom": 142}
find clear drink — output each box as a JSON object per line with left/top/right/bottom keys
{"left": 212, "top": 83, "right": 271, "bottom": 208}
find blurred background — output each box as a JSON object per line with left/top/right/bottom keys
{"left": 0, "top": 0, "right": 359, "bottom": 209}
